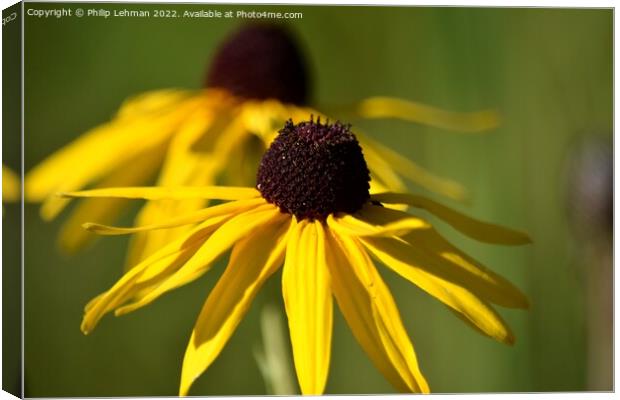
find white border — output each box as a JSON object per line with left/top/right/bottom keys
{"left": 0, "top": 1, "right": 615, "bottom": 400}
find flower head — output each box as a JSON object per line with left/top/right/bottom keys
{"left": 64, "top": 119, "right": 530, "bottom": 395}
{"left": 26, "top": 23, "right": 500, "bottom": 266}
{"left": 257, "top": 118, "right": 370, "bottom": 220}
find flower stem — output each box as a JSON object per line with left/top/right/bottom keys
{"left": 254, "top": 302, "right": 297, "bottom": 395}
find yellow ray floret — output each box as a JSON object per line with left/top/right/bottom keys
{"left": 2, "top": 165, "right": 19, "bottom": 202}
{"left": 282, "top": 219, "right": 333, "bottom": 395}
{"left": 61, "top": 186, "right": 260, "bottom": 201}
{"left": 354, "top": 97, "right": 500, "bottom": 133}
{"left": 371, "top": 192, "right": 532, "bottom": 245}
{"left": 326, "top": 229, "right": 429, "bottom": 393}
{"left": 180, "top": 217, "right": 291, "bottom": 396}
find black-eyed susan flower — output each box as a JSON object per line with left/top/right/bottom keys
{"left": 25, "top": 23, "right": 499, "bottom": 265}
{"left": 63, "top": 118, "right": 529, "bottom": 395}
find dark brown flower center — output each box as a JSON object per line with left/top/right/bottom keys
{"left": 256, "top": 119, "right": 370, "bottom": 221}
{"left": 205, "top": 24, "right": 309, "bottom": 105}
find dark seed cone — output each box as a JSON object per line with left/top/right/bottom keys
{"left": 206, "top": 23, "right": 309, "bottom": 105}
{"left": 257, "top": 119, "right": 370, "bottom": 221}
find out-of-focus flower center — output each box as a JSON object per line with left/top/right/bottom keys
{"left": 257, "top": 119, "right": 370, "bottom": 221}
{"left": 206, "top": 23, "right": 309, "bottom": 105}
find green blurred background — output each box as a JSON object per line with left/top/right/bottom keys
{"left": 13, "top": 3, "right": 613, "bottom": 396}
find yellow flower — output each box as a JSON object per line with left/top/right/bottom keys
{"left": 25, "top": 24, "right": 499, "bottom": 263}
{"left": 64, "top": 119, "right": 529, "bottom": 395}
{"left": 3, "top": 165, "right": 19, "bottom": 202}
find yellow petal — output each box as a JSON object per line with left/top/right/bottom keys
{"left": 115, "top": 204, "right": 284, "bottom": 315}
{"left": 241, "top": 101, "right": 320, "bottom": 145}
{"left": 355, "top": 97, "right": 500, "bottom": 132}
{"left": 212, "top": 110, "right": 266, "bottom": 185}
{"left": 327, "top": 204, "right": 429, "bottom": 238}
{"left": 84, "top": 242, "right": 202, "bottom": 333}
{"left": 221, "top": 134, "right": 267, "bottom": 187}
{"left": 356, "top": 137, "right": 407, "bottom": 194}
{"left": 122, "top": 93, "right": 245, "bottom": 268}
{"left": 81, "top": 213, "right": 226, "bottom": 333}
{"left": 361, "top": 237, "right": 515, "bottom": 344}
{"left": 368, "top": 179, "right": 408, "bottom": 212}
{"left": 202, "top": 112, "right": 252, "bottom": 168}
{"left": 83, "top": 198, "right": 265, "bottom": 235}
{"left": 60, "top": 185, "right": 260, "bottom": 201}
{"left": 402, "top": 228, "right": 529, "bottom": 309}
{"left": 179, "top": 218, "right": 290, "bottom": 396}
{"left": 153, "top": 104, "right": 221, "bottom": 186}
{"left": 326, "top": 229, "right": 429, "bottom": 393}
{"left": 57, "top": 145, "right": 164, "bottom": 253}
{"left": 239, "top": 100, "right": 289, "bottom": 142}
{"left": 368, "top": 178, "right": 402, "bottom": 196}
{"left": 124, "top": 107, "right": 220, "bottom": 266}
{"left": 357, "top": 206, "right": 528, "bottom": 309}
{"left": 26, "top": 95, "right": 205, "bottom": 211}
{"left": 188, "top": 100, "right": 243, "bottom": 154}
{"left": 123, "top": 194, "right": 213, "bottom": 269}
{"left": 131, "top": 217, "right": 231, "bottom": 287}
{"left": 361, "top": 135, "right": 467, "bottom": 202}
{"left": 371, "top": 192, "right": 531, "bottom": 245}
{"left": 282, "top": 220, "right": 333, "bottom": 395}
{"left": 121, "top": 213, "right": 229, "bottom": 305}
{"left": 2, "top": 165, "right": 19, "bottom": 202}
{"left": 115, "top": 89, "right": 194, "bottom": 119}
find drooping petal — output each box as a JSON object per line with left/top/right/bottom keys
{"left": 179, "top": 218, "right": 291, "bottom": 396}
{"left": 357, "top": 139, "right": 408, "bottom": 194}
{"left": 121, "top": 93, "right": 250, "bottom": 269}
{"left": 368, "top": 179, "right": 407, "bottom": 212}
{"left": 123, "top": 200, "right": 265, "bottom": 303}
{"left": 360, "top": 135, "right": 467, "bottom": 201}
{"left": 239, "top": 100, "right": 287, "bottom": 144}
{"left": 115, "top": 204, "right": 284, "bottom": 315}
{"left": 327, "top": 204, "right": 429, "bottom": 238}
{"left": 57, "top": 145, "right": 164, "bottom": 253}
{"left": 124, "top": 106, "right": 222, "bottom": 267}
{"left": 326, "top": 228, "right": 429, "bottom": 393}
{"left": 371, "top": 192, "right": 532, "bottom": 245}
{"left": 115, "top": 89, "right": 194, "bottom": 120}
{"left": 27, "top": 95, "right": 207, "bottom": 218}
{"left": 282, "top": 220, "right": 333, "bottom": 395}
{"left": 357, "top": 206, "right": 529, "bottom": 308}
{"left": 241, "top": 100, "right": 319, "bottom": 145}
{"left": 402, "top": 228, "right": 529, "bottom": 309}
{"left": 60, "top": 185, "right": 260, "bottom": 201}
{"left": 203, "top": 112, "right": 255, "bottom": 169}
{"left": 368, "top": 178, "right": 401, "bottom": 196}
{"left": 81, "top": 213, "right": 229, "bottom": 334}
{"left": 128, "top": 217, "right": 229, "bottom": 288}
{"left": 188, "top": 98, "right": 244, "bottom": 154}
{"left": 354, "top": 96, "right": 500, "bottom": 133}
{"left": 361, "top": 236, "right": 515, "bottom": 345}
{"left": 83, "top": 198, "right": 265, "bottom": 235}
{"left": 220, "top": 134, "right": 267, "bottom": 188}
{"left": 2, "top": 165, "right": 19, "bottom": 202}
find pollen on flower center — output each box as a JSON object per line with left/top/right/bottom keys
{"left": 256, "top": 119, "right": 370, "bottom": 221}
{"left": 206, "top": 24, "right": 309, "bottom": 105}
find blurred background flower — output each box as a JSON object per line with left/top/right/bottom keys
{"left": 2, "top": 165, "right": 19, "bottom": 204}
{"left": 19, "top": 4, "right": 612, "bottom": 396}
